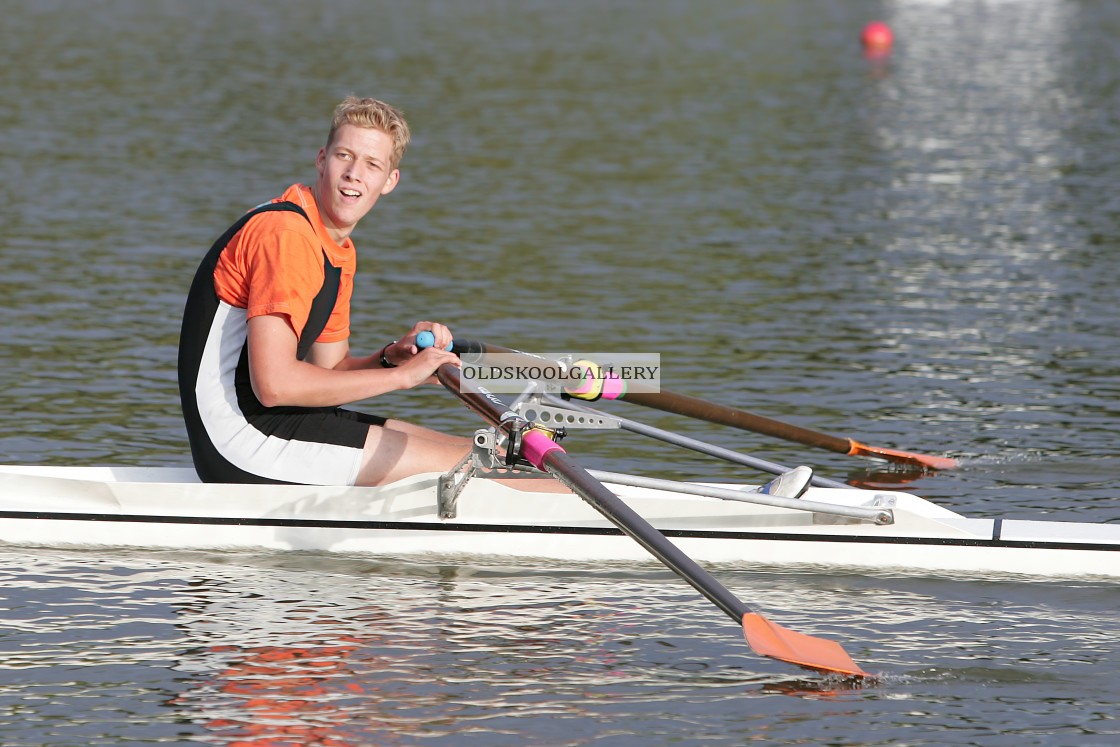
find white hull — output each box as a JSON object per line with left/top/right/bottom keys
{"left": 1, "top": 465, "right": 1118, "bottom": 580}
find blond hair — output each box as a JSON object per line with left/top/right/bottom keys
{"left": 326, "top": 96, "right": 411, "bottom": 170}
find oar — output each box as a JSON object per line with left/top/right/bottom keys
{"left": 618, "top": 389, "right": 958, "bottom": 471}
{"left": 434, "top": 363, "right": 872, "bottom": 678}
{"left": 444, "top": 337, "right": 957, "bottom": 471}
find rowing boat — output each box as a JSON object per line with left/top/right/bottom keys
{"left": 2, "top": 462, "right": 1117, "bottom": 580}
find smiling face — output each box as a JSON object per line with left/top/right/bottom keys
{"left": 312, "top": 123, "right": 400, "bottom": 244}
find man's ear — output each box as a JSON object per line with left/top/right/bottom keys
{"left": 381, "top": 169, "right": 401, "bottom": 195}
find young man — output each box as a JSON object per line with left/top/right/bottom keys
{"left": 178, "top": 95, "right": 816, "bottom": 498}
{"left": 178, "top": 96, "right": 469, "bottom": 486}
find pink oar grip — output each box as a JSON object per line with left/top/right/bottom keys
{"left": 600, "top": 371, "right": 627, "bottom": 400}
{"left": 521, "top": 429, "right": 566, "bottom": 470}
{"left": 565, "top": 359, "right": 627, "bottom": 401}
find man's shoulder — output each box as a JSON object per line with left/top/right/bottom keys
{"left": 243, "top": 205, "right": 317, "bottom": 238}
{"left": 232, "top": 208, "right": 322, "bottom": 268}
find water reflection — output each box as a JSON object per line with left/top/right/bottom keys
{"left": 0, "top": 548, "right": 1118, "bottom": 744}
{"left": 162, "top": 559, "right": 794, "bottom": 744}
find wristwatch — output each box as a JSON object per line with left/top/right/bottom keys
{"left": 378, "top": 341, "right": 398, "bottom": 368}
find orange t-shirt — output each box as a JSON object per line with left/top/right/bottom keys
{"left": 212, "top": 184, "right": 356, "bottom": 344}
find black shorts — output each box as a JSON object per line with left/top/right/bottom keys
{"left": 182, "top": 299, "right": 389, "bottom": 485}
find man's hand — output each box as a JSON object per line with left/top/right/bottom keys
{"left": 383, "top": 321, "right": 455, "bottom": 366}
{"left": 394, "top": 345, "right": 461, "bottom": 388}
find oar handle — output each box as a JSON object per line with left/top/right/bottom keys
{"left": 415, "top": 330, "right": 453, "bottom": 351}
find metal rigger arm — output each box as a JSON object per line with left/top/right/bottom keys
{"left": 437, "top": 392, "right": 893, "bottom": 526}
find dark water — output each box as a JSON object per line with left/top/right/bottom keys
{"left": 2, "top": 0, "right": 1119, "bottom": 744}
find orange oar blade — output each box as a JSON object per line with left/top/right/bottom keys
{"left": 742, "top": 612, "right": 870, "bottom": 678}
{"left": 847, "top": 440, "right": 959, "bottom": 471}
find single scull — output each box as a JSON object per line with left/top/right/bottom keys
{"left": 1, "top": 462, "right": 1116, "bottom": 580}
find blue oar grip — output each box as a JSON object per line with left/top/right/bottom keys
{"left": 416, "top": 330, "right": 453, "bottom": 350}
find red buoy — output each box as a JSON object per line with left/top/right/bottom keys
{"left": 861, "top": 21, "right": 893, "bottom": 55}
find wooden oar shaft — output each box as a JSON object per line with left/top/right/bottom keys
{"left": 620, "top": 390, "right": 853, "bottom": 454}
{"left": 434, "top": 364, "right": 509, "bottom": 430}
{"left": 622, "top": 392, "right": 959, "bottom": 470}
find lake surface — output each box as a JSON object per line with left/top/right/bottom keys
{"left": 2, "top": 0, "right": 1119, "bottom": 744}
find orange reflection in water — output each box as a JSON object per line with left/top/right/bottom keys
{"left": 176, "top": 635, "right": 406, "bottom": 747}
